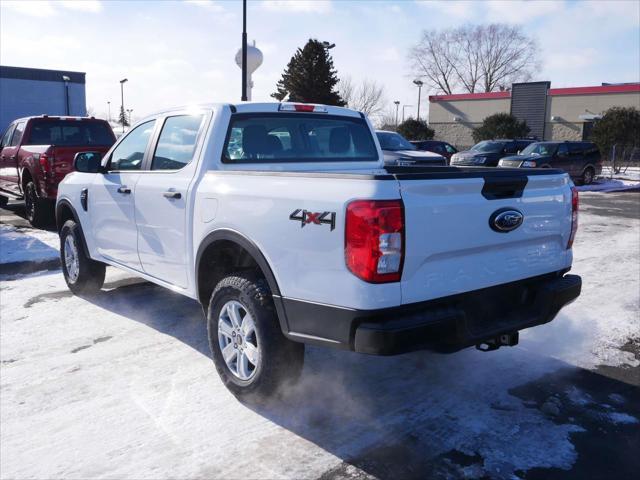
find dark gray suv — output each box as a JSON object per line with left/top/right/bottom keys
{"left": 498, "top": 141, "right": 602, "bottom": 185}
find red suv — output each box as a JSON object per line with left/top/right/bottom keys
{"left": 0, "top": 116, "right": 116, "bottom": 226}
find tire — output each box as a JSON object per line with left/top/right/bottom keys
{"left": 0, "top": 196, "right": 7, "bottom": 207}
{"left": 60, "top": 219, "right": 106, "bottom": 295}
{"left": 581, "top": 167, "right": 595, "bottom": 185}
{"left": 207, "top": 272, "right": 304, "bottom": 401}
{"left": 24, "top": 180, "right": 52, "bottom": 228}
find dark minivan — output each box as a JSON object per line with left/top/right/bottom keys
{"left": 498, "top": 141, "right": 602, "bottom": 185}
{"left": 450, "top": 139, "right": 536, "bottom": 167}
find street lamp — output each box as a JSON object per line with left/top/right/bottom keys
{"left": 62, "top": 75, "right": 70, "bottom": 115}
{"left": 119, "top": 78, "right": 128, "bottom": 133}
{"left": 402, "top": 105, "right": 412, "bottom": 123}
{"left": 413, "top": 79, "right": 424, "bottom": 121}
{"left": 393, "top": 100, "right": 400, "bottom": 126}
{"left": 107, "top": 101, "right": 111, "bottom": 122}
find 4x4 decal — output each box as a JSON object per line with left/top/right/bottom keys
{"left": 289, "top": 209, "right": 336, "bottom": 231}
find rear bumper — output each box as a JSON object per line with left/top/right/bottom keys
{"left": 279, "top": 273, "right": 581, "bottom": 355}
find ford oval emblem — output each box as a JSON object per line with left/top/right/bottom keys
{"left": 490, "top": 208, "right": 524, "bottom": 232}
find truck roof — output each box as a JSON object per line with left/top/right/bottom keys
{"left": 12, "top": 115, "right": 107, "bottom": 123}
{"left": 146, "top": 102, "right": 363, "bottom": 119}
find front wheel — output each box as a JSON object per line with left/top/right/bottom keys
{"left": 207, "top": 273, "right": 304, "bottom": 401}
{"left": 60, "top": 220, "right": 106, "bottom": 295}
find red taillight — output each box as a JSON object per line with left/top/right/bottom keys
{"left": 567, "top": 187, "right": 579, "bottom": 249}
{"left": 345, "top": 199, "right": 404, "bottom": 283}
{"left": 39, "top": 153, "right": 52, "bottom": 173}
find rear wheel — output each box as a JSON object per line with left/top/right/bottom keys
{"left": 60, "top": 219, "right": 106, "bottom": 295}
{"left": 207, "top": 272, "right": 304, "bottom": 401}
{"left": 581, "top": 167, "right": 595, "bottom": 185}
{"left": 24, "top": 181, "right": 52, "bottom": 227}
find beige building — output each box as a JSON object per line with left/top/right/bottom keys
{"left": 428, "top": 83, "right": 640, "bottom": 149}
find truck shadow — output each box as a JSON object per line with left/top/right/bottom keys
{"left": 82, "top": 279, "right": 639, "bottom": 480}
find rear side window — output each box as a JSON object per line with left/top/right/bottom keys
{"left": 152, "top": 114, "right": 205, "bottom": 170}
{"left": 9, "top": 122, "right": 26, "bottom": 146}
{"left": 108, "top": 120, "right": 156, "bottom": 171}
{"left": 568, "top": 143, "right": 584, "bottom": 155}
{"left": 223, "top": 113, "right": 378, "bottom": 163}
{"left": 25, "top": 120, "right": 115, "bottom": 146}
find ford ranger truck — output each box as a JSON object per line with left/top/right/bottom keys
{"left": 0, "top": 116, "right": 116, "bottom": 226}
{"left": 55, "top": 103, "right": 581, "bottom": 399}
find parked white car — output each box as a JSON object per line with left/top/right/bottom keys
{"left": 56, "top": 102, "right": 581, "bottom": 399}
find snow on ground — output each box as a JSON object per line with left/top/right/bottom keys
{"left": 601, "top": 166, "right": 640, "bottom": 182}
{"left": 576, "top": 178, "right": 640, "bottom": 193}
{"left": 0, "top": 200, "right": 638, "bottom": 479}
{"left": 0, "top": 224, "right": 59, "bottom": 265}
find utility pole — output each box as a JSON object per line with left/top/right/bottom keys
{"left": 394, "top": 100, "right": 400, "bottom": 126}
{"left": 241, "top": 0, "right": 247, "bottom": 101}
{"left": 120, "top": 78, "right": 128, "bottom": 133}
{"left": 413, "top": 79, "right": 424, "bottom": 121}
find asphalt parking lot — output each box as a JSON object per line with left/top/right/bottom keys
{"left": 1, "top": 191, "right": 638, "bottom": 480}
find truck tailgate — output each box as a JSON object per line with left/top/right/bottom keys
{"left": 397, "top": 169, "right": 573, "bottom": 305}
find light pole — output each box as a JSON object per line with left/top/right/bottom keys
{"left": 119, "top": 78, "right": 128, "bottom": 133}
{"left": 413, "top": 79, "right": 424, "bottom": 121}
{"left": 241, "top": 0, "right": 247, "bottom": 101}
{"left": 402, "top": 105, "right": 412, "bottom": 123}
{"left": 62, "top": 75, "right": 70, "bottom": 115}
{"left": 107, "top": 101, "right": 111, "bottom": 122}
{"left": 393, "top": 100, "right": 400, "bottom": 126}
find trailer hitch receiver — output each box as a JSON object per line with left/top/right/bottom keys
{"left": 476, "top": 332, "right": 519, "bottom": 352}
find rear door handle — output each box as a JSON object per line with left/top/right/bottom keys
{"left": 117, "top": 185, "right": 131, "bottom": 194}
{"left": 163, "top": 191, "right": 182, "bottom": 199}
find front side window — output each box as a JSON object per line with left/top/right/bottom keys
{"left": 521, "top": 142, "right": 558, "bottom": 157}
{"left": 445, "top": 144, "right": 457, "bottom": 154}
{"left": 224, "top": 114, "right": 378, "bottom": 163}
{"left": 25, "top": 120, "right": 115, "bottom": 146}
{"left": 152, "top": 114, "right": 205, "bottom": 170}
{"left": 10, "top": 122, "right": 26, "bottom": 146}
{"left": 108, "top": 120, "right": 156, "bottom": 171}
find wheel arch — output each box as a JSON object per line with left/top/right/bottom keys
{"left": 195, "top": 229, "right": 289, "bottom": 333}
{"left": 55, "top": 199, "right": 91, "bottom": 258}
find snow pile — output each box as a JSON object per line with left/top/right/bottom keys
{"left": 0, "top": 224, "right": 60, "bottom": 265}
{"left": 600, "top": 166, "right": 640, "bottom": 182}
{"left": 577, "top": 178, "right": 640, "bottom": 192}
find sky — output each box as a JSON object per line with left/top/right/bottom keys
{"left": 1, "top": 0, "right": 639, "bottom": 123}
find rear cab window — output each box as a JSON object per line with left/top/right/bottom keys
{"left": 223, "top": 113, "right": 378, "bottom": 163}
{"left": 25, "top": 119, "right": 115, "bottom": 146}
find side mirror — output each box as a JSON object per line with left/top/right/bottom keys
{"left": 74, "top": 152, "right": 104, "bottom": 173}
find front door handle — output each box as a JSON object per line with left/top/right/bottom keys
{"left": 163, "top": 191, "right": 182, "bottom": 199}
{"left": 117, "top": 185, "right": 131, "bottom": 194}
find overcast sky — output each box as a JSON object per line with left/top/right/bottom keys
{"left": 1, "top": 0, "right": 638, "bottom": 122}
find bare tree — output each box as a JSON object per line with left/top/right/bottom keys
{"left": 339, "top": 76, "right": 386, "bottom": 116}
{"left": 409, "top": 24, "right": 540, "bottom": 94}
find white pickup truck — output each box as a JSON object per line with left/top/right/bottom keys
{"left": 56, "top": 103, "right": 581, "bottom": 399}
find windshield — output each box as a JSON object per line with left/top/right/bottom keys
{"left": 376, "top": 132, "right": 416, "bottom": 151}
{"left": 520, "top": 142, "right": 558, "bottom": 156}
{"left": 26, "top": 120, "right": 115, "bottom": 146}
{"left": 223, "top": 114, "right": 378, "bottom": 163}
{"left": 470, "top": 141, "right": 506, "bottom": 153}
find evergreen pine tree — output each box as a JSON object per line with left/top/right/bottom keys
{"left": 272, "top": 39, "right": 345, "bottom": 106}
{"left": 118, "top": 106, "right": 130, "bottom": 127}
